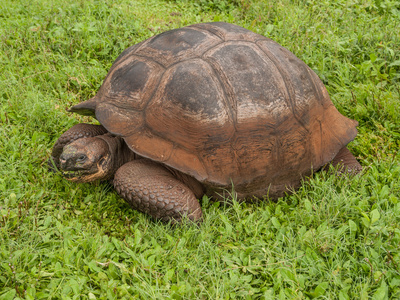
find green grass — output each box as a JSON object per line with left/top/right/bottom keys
{"left": 1, "top": 0, "right": 400, "bottom": 298}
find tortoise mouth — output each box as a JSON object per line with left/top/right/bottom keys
{"left": 62, "top": 169, "right": 91, "bottom": 181}
{"left": 64, "top": 156, "right": 105, "bottom": 179}
{"left": 60, "top": 155, "right": 110, "bottom": 183}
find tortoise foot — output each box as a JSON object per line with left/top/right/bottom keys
{"left": 328, "top": 146, "right": 362, "bottom": 174}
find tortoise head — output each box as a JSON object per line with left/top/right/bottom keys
{"left": 59, "top": 137, "right": 115, "bottom": 183}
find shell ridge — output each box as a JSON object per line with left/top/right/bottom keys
{"left": 190, "top": 23, "right": 226, "bottom": 41}
{"left": 305, "top": 67, "right": 325, "bottom": 105}
{"left": 100, "top": 99, "right": 143, "bottom": 112}
{"left": 255, "top": 40, "right": 310, "bottom": 134}
{"left": 200, "top": 56, "right": 237, "bottom": 129}
{"left": 202, "top": 55, "right": 239, "bottom": 128}
{"left": 156, "top": 39, "right": 225, "bottom": 70}
{"left": 140, "top": 63, "right": 168, "bottom": 112}
{"left": 188, "top": 24, "right": 225, "bottom": 41}
{"left": 202, "top": 45, "right": 238, "bottom": 125}
{"left": 126, "top": 53, "right": 168, "bottom": 70}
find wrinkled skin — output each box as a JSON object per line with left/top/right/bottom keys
{"left": 60, "top": 137, "right": 112, "bottom": 182}
{"left": 51, "top": 124, "right": 204, "bottom": 223}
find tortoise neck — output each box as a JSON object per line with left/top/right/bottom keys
{"left": 97, "top": 134, "right": 137, "bottom": 178}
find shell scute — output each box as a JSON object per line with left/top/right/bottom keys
{"left": 204, "top": 41, "right": 290, "bottom": 125}
{"left": 146, "top": 59, "right": 234, "bottom": 150}
{"left": 135, "top": 27, "right": 221, "bottom": 67}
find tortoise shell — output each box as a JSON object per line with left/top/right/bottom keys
{"left": 70, "top": 22, "right": 358, "bottom": 198}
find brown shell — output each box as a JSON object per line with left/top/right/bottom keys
{"left": 70, "top": 22, "right": 358, "bottom": 198}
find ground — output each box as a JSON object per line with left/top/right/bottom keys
{"left": 0, "top": 0, "right": 400, "bottom": 298}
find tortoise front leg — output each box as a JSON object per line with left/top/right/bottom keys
{"left": 49, "top": 123, "right": 107, "bottom": 171}
{"left": 113, "top": 159, "right": 203, "bottom": 223}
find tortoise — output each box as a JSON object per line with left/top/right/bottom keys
{"left": 50, "top": 22, "right": 361, "bottom": 222}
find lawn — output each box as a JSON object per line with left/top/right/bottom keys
{"left": 1, "top": 0, "right": 400, "bottom": 298}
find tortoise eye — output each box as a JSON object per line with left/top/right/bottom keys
{"left": 77, "top": 154, "right": 87, "bottom": 162}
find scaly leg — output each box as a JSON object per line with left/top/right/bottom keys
{"left": 49, "top": 123, "right": 107, "bottom": 171}
{"left": 329, "top": 146, "right": 362, "bottom": 173}
{"left": 113, "top": 159, "right": 203, "bottom": 223}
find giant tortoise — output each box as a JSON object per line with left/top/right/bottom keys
{"left": 50, "top": 22, "right": 361, "bottom": 222}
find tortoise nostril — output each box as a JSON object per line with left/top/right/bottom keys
{"left": 60, "top": 154, "right": 67, "bottom": 164}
